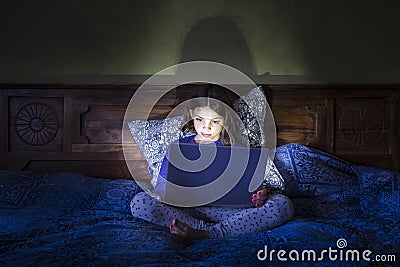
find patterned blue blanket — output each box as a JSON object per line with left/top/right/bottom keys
{"left": 1, "top": 144, "right": 399, "bottom": 266}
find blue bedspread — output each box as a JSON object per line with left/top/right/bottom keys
{"left": 1, "top": 144, "right": 399, "bottom": 266}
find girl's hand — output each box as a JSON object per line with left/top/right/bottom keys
{"left": 251, "top": 187, "right": 268, "bottom": 208}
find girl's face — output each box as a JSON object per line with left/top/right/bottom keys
{"left": 191, "top": 106, "right": 224, "bottom": 143}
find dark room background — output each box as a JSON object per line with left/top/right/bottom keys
{"left": 1, "top": 0, "right": 399, "bottom": 84}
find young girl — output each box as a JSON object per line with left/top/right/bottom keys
{"left": 130, "top": 84, "right": 294, "bottom": 240}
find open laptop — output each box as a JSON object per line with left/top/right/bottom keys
{"left": 161, "top": 143, "right": 270, "bottom": 207}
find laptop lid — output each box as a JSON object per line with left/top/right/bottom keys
{"left": 163, "top": 143, "right": 269, "bottom": 207}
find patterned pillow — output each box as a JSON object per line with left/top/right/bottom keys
{"left": 358, "top": 166, "right": 400, "bottom": 217}
{"left": 233, "top": 86, "right": 266, "bottom": 147}
{"left": 128, "top": 116, "right": 194, "bottom": 187}
{"left": 274, "top": 143, "right": 362, "bottom": 218}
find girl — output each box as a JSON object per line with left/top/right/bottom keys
{"left": 130, "top": 84, "right": 294, "bottom": 240}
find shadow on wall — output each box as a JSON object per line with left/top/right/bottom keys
{"left": 177, "top": 17, "right": 255, "bottom": 78}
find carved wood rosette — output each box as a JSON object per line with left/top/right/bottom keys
{"left": 336, "top": 97, "right": 389, "bottom": 153}
{"left": 9, "top": 97, "right": 64, "bottom": 152}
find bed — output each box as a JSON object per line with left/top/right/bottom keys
{"left": 1, "top": 83, "right": 399, "bottom": 266}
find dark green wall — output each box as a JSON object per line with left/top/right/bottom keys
{"left": 1, "top": 0, "right": 399, "bottom": 83}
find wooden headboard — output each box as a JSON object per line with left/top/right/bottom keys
{"left": 1, "top": 84, "right": 399, "bottom": 182}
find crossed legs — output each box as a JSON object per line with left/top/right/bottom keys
{"left": 130, "top": 192, "right": 293, "bottom": 240}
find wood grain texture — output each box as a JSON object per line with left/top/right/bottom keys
{"left": 1, "top": 84, "right": 399, "bottom": 182}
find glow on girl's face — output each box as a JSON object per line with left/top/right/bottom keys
{"left": 191, "top": 107, "right": 224, "bottom": 143}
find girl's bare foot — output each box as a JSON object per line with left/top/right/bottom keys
{"left": 252, "top": 187, "right": 269, "bottom": 207}
{"left": 170, "top": 219, "right": 210, "bottom": 240}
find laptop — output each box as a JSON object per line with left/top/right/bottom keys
{"left": 161, "top": 143, "right": 270, "bottom": 208}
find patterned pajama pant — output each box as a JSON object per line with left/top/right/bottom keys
{"left": 130, "top": 192, "right": 294, "bottom": 238}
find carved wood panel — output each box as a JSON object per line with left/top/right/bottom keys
{"left": 81, "top": 104, "right": 126, "bottom": 144}
{"left": 272, "top": 97, "right": 331, "bottom": 151}
{"left": 8, "top": 96, "right": 64, "bottom": 152}
{"left": 1, "top": 85, "right": 399, "bottom": 178}
{"left": 335, "top": 97, "right": 390, "bottom": 153}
